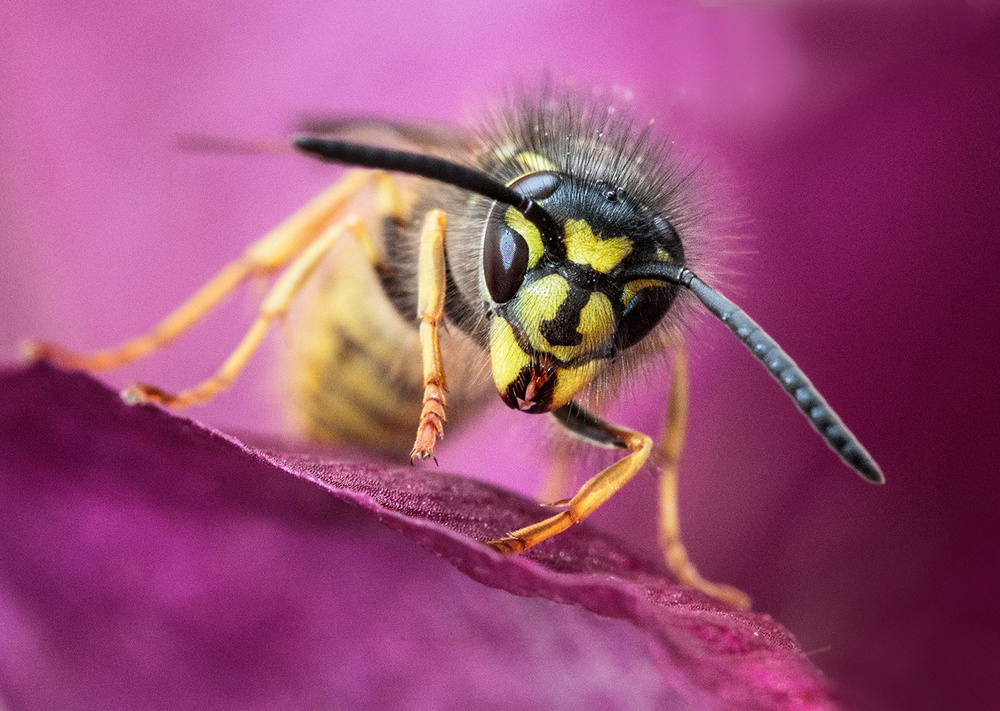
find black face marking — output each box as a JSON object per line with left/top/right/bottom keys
{"left": 538, "top": 286, "right": 589, "bottom": 347}
{"left": 555, "top": 260, "right": 603, "bottom": 291}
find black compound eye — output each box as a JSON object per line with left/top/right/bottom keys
{"left": 512, "top": 171, "right": 562, "bottom": 200}
{"left": 652, "top": 215, "right": 684, "bottom": 259}
{"left": 483, "top": 171, "right": 564, "bottom": 304}
{"left": 484, "top": 216, "right": 530, "bottom": 303}
{"left": 617, "top": 286, "right": 677, "bottom": 350}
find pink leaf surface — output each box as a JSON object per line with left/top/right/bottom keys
{"left": 4, "top": 7, "right": 999, "bottom": 709}
{"left": 0, "top": 363, "right": 857, "bottom": 710}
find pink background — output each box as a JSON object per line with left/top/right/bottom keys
{"left": 3, "top": 3, "right": 998, "bottom": 710}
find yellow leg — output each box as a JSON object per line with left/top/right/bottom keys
{"left": 658, "top": 347, "right": 751, "bottom": 609}
{"left": 409, "top": 210, "right": 449, "bottom": 463}
{"left": 488, "top": 414, "right": 652, "bottom": 553}
{"left": 126, "top": 215, "right": 368, "bottom": 408}
{"left": 27, "top": 170, "right": 377, "bottom": 371}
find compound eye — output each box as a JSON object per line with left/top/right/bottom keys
{"left": 483, "top": 171, "right": 564, "bottom": 304}
{"left": 511, "top": 171, "right": 562, "bottom": 200}
{"left": 617, "top": 286, "right": 676, "bottom": 350}
{"left": 484, "top": 215, "right": 530, "bottom": 303}
{"left": 652, "top": 215, "right": 684, "bottom": 262}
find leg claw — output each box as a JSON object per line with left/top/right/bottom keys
{"left": 485, "top": 536, "right": 525, "bottom": 555}
{"left": 121, "top": 383, "right": 171, "bottom": 406}
{"left": 19, "top": 339, "right": 45, "bottom": 363}
{"left": 409, "top": 449, "right": 439, "bottom": 466}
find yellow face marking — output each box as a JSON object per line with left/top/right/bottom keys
{"left": 504, "top": 207, "right": 545, "bottom": 268}
{"left": 513, "top": 151, "right": 558, "bottom": 172}
{"left": 655, "top": 247, "right": 673, "bottom": 262}
{"left": 488, "top": 311, "right": 607, "bottom": 411}
{"left": 575, "top": 292, "right": 615, "bottom": 347}
{"left": 515, "top": 274, "right": 569, "bottom": 353}
{"left": 493, "top": 273, "right": 613, "bottom": 408}
{"left": 549, "top": 359, "right": 606, "bottom": 410}
{"left": 563, "top": 220, "right": 633, "bottom": 273}
{"left": 489, "top": 318, "right": 532, "bottom": 395}
{"left": 513, "top": 275, "right": 614, "bottom": 362}
{"left": 621, "top": 279, "right": 667, "bottom": 306}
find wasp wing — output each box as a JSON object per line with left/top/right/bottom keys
{"left": 176, "top": 118, "right": 475, "bottom": 159}
{"left": 295, "top": 116, "right": 477, "bottom": 158}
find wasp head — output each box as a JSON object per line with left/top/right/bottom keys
{"left": 483, "top": 171, "right": 685, "bottom": 413}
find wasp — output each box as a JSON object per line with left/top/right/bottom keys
{"left": 29, "top": 89, "right": 883, "bottom": 609}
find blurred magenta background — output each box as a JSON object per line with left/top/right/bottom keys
{"left": 2, "top": 2, "right": 998, "bottom": 710}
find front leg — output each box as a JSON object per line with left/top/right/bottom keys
{"left": 409, "top": 209, "right": 449, "bottom": 463}
{"left": 489, "top": 351, "right": 752, "bottom": 609}
{"left": 487, "top": 404, "right": 651, "bottom": 552}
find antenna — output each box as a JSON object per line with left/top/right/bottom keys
{"left": 292, "top": 136, "right": 564, "bottom": 257}
{"left": 628, "top": 262, "right": 884, "bottom": 484}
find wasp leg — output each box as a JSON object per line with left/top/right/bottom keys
{"left": 409, "top": 209, "right": 449, "bottom": 463}
{"left": 125, "top": 213, "right": 380, "bottom": 408}
{"left": 658, "top": 347, "right": 752, "bottom": 609}
{"left": 487, "top": 404, "right": 652, "bottom": 553}
{"left": 27, "top": 170, "right": 378, "bottom": 371}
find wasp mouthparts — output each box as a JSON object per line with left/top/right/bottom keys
{"left": 501, "top": 358, "right": 557, "bottom": 414}
{"left": 518, "top": 368, "right": 551, "bottom": 411}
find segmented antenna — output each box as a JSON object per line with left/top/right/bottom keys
{"left": 292, "top": 136, "right": 564, "bottom": 257}
{"left": 633, "top": 263, "right": 884, "bottom": 484}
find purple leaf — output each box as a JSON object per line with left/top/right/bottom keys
{"left": 0, "top": 364, "right": 858, "bottom": 710}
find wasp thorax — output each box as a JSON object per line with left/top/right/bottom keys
{"left": 484, "top": 173, "right": 685, "bottom": 413}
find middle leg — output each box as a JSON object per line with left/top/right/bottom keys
{"left": 487, "top": 404, "right": 652, "bottom": 553}
{"left": 658, "top": 347, "right": 751, "bottom": 609}
{"left": 125, "top": 215, "right": 376, "bottom": 408}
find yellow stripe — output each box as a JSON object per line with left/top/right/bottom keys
{"left": 489, "top": 318, "right": 532, "bottom": 394}
{"left": 564, "top": 220, "right": 632, "bottom": 273}
{"left": 504, "top": 207, "right": 544, "bottom": 268}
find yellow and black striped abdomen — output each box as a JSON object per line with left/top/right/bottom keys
{"left": 283, "top": 192, "right": 490, "bottom": 455}
{"left": 284, "top": 236, "right": 426, "bottom": 452}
